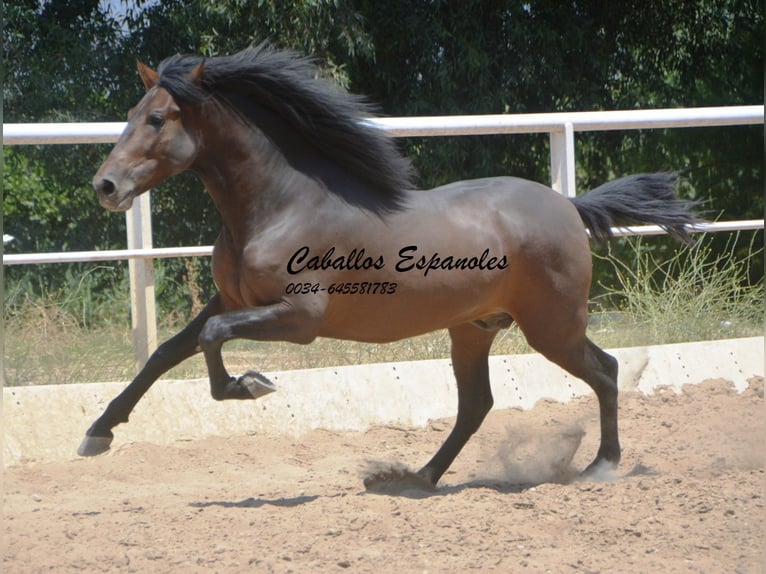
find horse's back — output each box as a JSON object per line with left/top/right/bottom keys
{"left": 426, "top": 176, "right": 589, "bottom": 252}
{"left": 429, "top": 176, "right": 576, "bottom": 221}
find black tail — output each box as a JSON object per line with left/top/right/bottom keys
{"left": 571, "top": 172, "right": 701, "bottom": 244}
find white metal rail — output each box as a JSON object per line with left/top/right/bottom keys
{"left": 3, "top": 106, "right": 764, "bottom": 368}
{"left": 6, "top": 105, "right": 762, "bottom": 143}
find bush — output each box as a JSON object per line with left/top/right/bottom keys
{"left": 591, "top": 231, "right": 764, "bottom": 345}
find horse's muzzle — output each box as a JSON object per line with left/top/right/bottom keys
{"left": 93, "top": 176, "right": 134, "bottom": 212}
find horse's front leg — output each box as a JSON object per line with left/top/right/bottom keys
{"left": 78, "top": 294, "right": 224, "bottom": 456}
{"left": 197, "top": 302, "right": 318, "bottom": 400}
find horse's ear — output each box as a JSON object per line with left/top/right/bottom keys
{"left": 136, "top": 60, "right": 158, "bottom": 91}
{"left": 189, "top": 60, "right": 205, "bottom": 86}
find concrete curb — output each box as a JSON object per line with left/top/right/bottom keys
{"left": 3, "top": 337, "right": 763, "bottom": 466}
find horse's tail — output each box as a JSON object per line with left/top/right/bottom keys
{"left": 570, "top": 172, "right": 701, "bottom": 244}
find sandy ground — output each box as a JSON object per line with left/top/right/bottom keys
{"left": 3, "top": 376, "right": 763, "bottom": 573}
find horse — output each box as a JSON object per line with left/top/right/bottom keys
{"left": 80, "top": 45, "right": 698, "bottom": 489}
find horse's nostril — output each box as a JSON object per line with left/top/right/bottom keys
{"left": 98, "top": 179, "right": 116, "bottom": 196}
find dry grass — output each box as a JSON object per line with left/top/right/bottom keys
{"left": 2, "top": 316, "right": 532, "bottom": 386}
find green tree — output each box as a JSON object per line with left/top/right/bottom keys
{"left": 4, "top": 0, "right": 126, "bottom": 121}
{"left": 4, "top": 1, "right": 133, "bottom": 319}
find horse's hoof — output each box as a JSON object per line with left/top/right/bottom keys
{"left": 224, "top": 371, "right": 277, "bottom": 400}
{"left": 363, "top": 464, "right": 436, "bottom": 497}
{"left": 580, "top": 457, "right": 619, "bottom": 481}
{"left": 77, "top": 434, "right": 113, "bottom": 457}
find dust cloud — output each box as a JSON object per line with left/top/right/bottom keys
{"left": 485, "top": 423, "right": 587, "bottom": 486}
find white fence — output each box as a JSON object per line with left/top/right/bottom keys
{"left": 3, "top": 105, "right": 764, "bottom": 368}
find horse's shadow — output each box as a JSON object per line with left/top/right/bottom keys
{"left": 186, "top": 483, "right": 525, "bottom": 509}
{"left": 187, "top": 464, "right": 656, "bottom": 506}
{"left": 362, "top": 462, "right": 657, "bottom": 499}
{"left": 362, "top": 477, "right": 545, "bottom": 500}
{"left": 189, "top": 494, "right": 321, "bottom": 509}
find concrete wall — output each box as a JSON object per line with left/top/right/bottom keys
{"left": 3, "top": 337, "right": 763, "bottom": 466}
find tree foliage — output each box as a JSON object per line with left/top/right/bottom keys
{"left": 4, "top": 0, "right": 763, "bottom": 320}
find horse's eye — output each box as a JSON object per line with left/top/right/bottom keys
{"left": 147, "top": 113, "right": 164, "bottom": 128}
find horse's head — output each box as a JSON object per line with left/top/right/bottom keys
{"left": 93, "top": 61, "right": 203, "bottom": 211}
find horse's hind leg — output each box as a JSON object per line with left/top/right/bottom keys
{"left": 581, "top": 338, "right": 621, "bottom": 473}
{"left": 416, "top": 323, "right": 497, "bottom": 486}
{"left": 525, "top": 326, "right": 621, "bottom": 474}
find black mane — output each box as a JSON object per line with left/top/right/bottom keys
{"left": 156, "top": 44, "right": 416, "bottom": 203}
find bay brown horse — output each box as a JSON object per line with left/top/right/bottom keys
{"left": 80, "top": 45, "right": 697, "bottom": 488}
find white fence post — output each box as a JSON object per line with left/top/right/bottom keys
{"left": 125, "top": 192, "right": 157, "bottom": 370}
{"left": 549, "top": 121, "right": 576, "bottom": 197}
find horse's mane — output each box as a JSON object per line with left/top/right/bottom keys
{"left": 156, "top": 44, "right": 416, "bottom": 203}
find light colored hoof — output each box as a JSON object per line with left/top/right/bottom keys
{"left": 224, "top": 371, "right": 277, "bottom": 400}
{"left": 580, "top": 457, "right": 620, "bottom": 482}
{"left": 240, "top": 370, "right": 277, "bottom": 399}
{"left": 78, "top": 435, "right": 113, "bottom": 457}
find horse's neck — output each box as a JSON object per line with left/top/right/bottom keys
{"left": 192, "top": 118, "right": 328, "bottom": 244}
{"left": 192, "top": 107, "right": 388, "bottom": 243}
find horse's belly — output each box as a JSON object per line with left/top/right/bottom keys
{"left": 317, "top": 286, "right": 507, "bottom": 343}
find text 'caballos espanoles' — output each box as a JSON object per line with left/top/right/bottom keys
{"left": 286, "top": 245, "right": 508, "bottom": 277}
